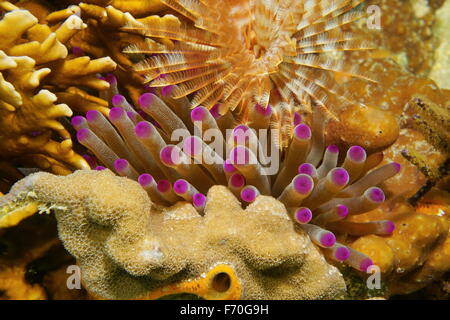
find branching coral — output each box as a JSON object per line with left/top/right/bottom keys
{"left": 0, "top": 2, "right": 116, "bottom": 177}
{"left": 0, "top": 170, "right": 346, "bottom": 300}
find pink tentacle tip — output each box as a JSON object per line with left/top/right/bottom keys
{"left": 255, "top": 104, "right": 272, "bottom": 116}
{"left": 104, "top": 74, "right": 117, "bottom": 85}
{"left": 385, "top": 221, "right": 395, "bottom": 234}
{"left": 298, "top": 163, "right": 315, "bottom": 176}
{"left": 160, "top": 146, "right": 179, "bottom": 166}
{"left": 86, "top": 110, "right": 100, "bottom": 122}
{"left": 293, "top": 112, "right": 302, "bottom": 126}
{"left": 335, "top": 247, "right": 350, "bottom": 261}
{"left": 359, "top": 258, "right": 374, "bottom": 272}
{"left": 295, "top": 208, "right": 312, "bottom": 224}
{"left": 76, "top": 128, "right": 90, "bottom": 141}
{"left": 183, "top": 136, "right": 202, "bottom": 156}
{"left": 95, "top": 166, "right": 106, "bottom": 171}
{"left": 193, "top": 193, "right": 206, "bottom": 207}
{"left": 241, "top": 187, "right": 257, "bottom": 202}
{"left": 112, "top": 94, "right": 126, "bottom": 107}
{"left": 330, "top": 168, "right": 349, "bottom": 186}
{"left": 138, "top": 173, "right": 153, "bottom": 187}
{"left": 320, "top": 232, "right": 336, "bottom": 247}
{"left": 294, "top": 124, "right": 311, "bottom": 140}
{"left": 348, "top": 146, "right": 366, "bottom": 162}
{"left": 173, "top": 179, "right": 189, "bottom": 194}
{"left": 392, "top": 162, "right": 401, "bottom": 173}
{"left": 191, "top": 106, "right": 207, "bottom": 122}
{"left": 157, "top": 180, "right": 171, "bottom": 193}
{"left": 336, "top": 205, "right": 349, "bottom": 218}
{"left": 114, "top": 159, "right": 128, "bottom": 172}
{"left": 223, "top": 159, "right": 237, "bottom": 173}
{"left": 161, "top": 85, "right": 175, "bottom": 97}
{"left": 230, "top": 146, "right": 250, "bottom": 165}
{"left": 71, "top": 116, "right": 86, "bottom": 128}
{"left": 327, "top": 145, "right": 339, "bottom": 153}
{"left": 135, "top": 121, "right": 152, "bottom": 138}
{"left": 109, "top": 107, "right": 125, "bottom": 121}
{"left": 82, "top": 154, "right": 97, "bottom": 168}
{"left": 210, "top": 104, "right": 221, "bottom": 119}
{"left": 230, "top": 173, "right": 245, "bottom": 188}
{"left": 368, "top": 187, "right": 385, "bottom": 203}
{"left": 138, "top": 93, "right": 155, "bottom": 109}
{"left": 293, "top": 175, "right": 314, "bottom": 194}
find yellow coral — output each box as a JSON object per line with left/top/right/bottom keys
{"left": 0, "top": 170, "right": 347, "bottom": 300}
{"left": 0, "top": 2, "right": 117, "bottom": 175}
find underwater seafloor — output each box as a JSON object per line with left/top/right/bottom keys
{"left": 0, "top": 0, "right": 449, "bottom": 300}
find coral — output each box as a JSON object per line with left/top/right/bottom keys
{"left": 0, "top": 2, "right": 116, "bottom": 176}
{"left": 0, "top": 209, "right": 86, "bottom": 300}
{"left": 349, "top": 196, "right": 450, "bottom": 296}
{"left": 61, "top": 0, "right": 166, "bottom": 17}
{"left": 0, "top": 170, "right": 346, "bottom": 300}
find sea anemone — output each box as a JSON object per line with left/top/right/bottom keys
{"left": 72, "top": 75, "right": 400, "bottom": 272}
{"left": 122, "top": 0, "right": 375, "bottom": 125}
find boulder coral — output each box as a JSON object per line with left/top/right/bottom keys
{"left": 0, "top": 170, "right": 347, "bottom": 300}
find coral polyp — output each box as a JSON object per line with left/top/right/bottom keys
{"left": 123, "top": 0, "right": 375, "bottom": 120}
{"left": 70, "top": 78, "right": 401, "bottom": 274}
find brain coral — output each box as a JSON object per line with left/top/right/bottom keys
{"left": 0, "top": 170, "right": 346, "bottom": 300}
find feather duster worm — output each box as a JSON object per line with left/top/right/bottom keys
{"left": 72, "top": 77, "right": 400, "bottom": 272}
{"left": 122, "top": 0, "right": 376, "bottom": 126}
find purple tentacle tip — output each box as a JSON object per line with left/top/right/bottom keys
{"left": 230, "top": 146, "right": 250, "bottom": 165}
{"left": 193, "top": 193, "right": 206, "bottom": 207}
{"left": 112, "top": 94, "right": 125, "bottom": 107}
{"left": 298, "top": 163, "right": 315, "bottom": 176}
{"left": 385, "top": 221, "right": 395, "bottom": 234}
{"left": 368, "top": 187, "right": 385, "bottom": 203}
{"left": 191, "top": 106, "right": 207, "bottom": 122}
{"left": 138, "top": 93, "right": 154, "bottom": 109}
{"left": 327, "top": 145, "right": 339, "bottom": 153}
{"left": 138, "top": 173, "right": 153, "bottom": 187}
{"left": 114, "top": 159, "right": 128, "bottom": 172}
{"left": 95, "top": 166, "right": 106, "bottom": 171}
{"left": 157, "top": 180, "right": 171, "bottom": 193}
{"left": 109, "top": 107, "right": 125, "bottom": 121}
{"left": 293, "top": 175, "right": 313, "bottom": 194}
{"left": 105, "top": 74, "right": 117, "bottom": 85}
{"left": 320, "top": 232, "right": 336, "bottom": 248}
{"left": 392, "top": 162, "right": 401, "bottom": 173}
{"left": 295, "top": 208, "right": 312, "bottom": 224}
{"left": 72, "top": 46, "right": 83, "bottom": 57}
{"left": 336, "top": 205, "right": 349, "bottom": 218}
{"left": 71, "top": 116, "right": 85, "bottom": 128}
{"left": 76, "top": 128, "right": 90, "bottom": 141}
{"left": 335, "top": 247, "right": 350, "bottom": 261}
{"left": 331, "top": 168, "right": 349, "bottom": 186}
{"left": 359, "top": 258, "right": 374, "bottom": 272}
{"left": 174, "top": 179, "right": 189, "bottom": 194}
{"left": 241, "top": 187, "right": 257, "bottom": 202}
{"left": 230, "top": 173, "right": 245, "bottom": 188}
{"left": 223, "top": 159, "right": 237, "bottom": 173}
{"left": 135, "top": 121, "right": 152, "bottom": 138}
{"left": 160, "top": 146, "right": 179, "bottom": 166}
{"left": 86, "top": 110, "right": 100, "bottom": 122}
{"left": 348, "top": 146, "right": 366, "bottom": 162}
{"left": 210, "top": 104, "right": 221, "bottom": 119}
{"left": 294, "top": 124, "right": 311, "bottom": 140}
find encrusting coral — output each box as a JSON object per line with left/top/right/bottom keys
{"left": 0, "top": 170, "right": 347, "bottom": 300}
{"left": 0, "top": 1, "right": 116, "bottom": 180}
